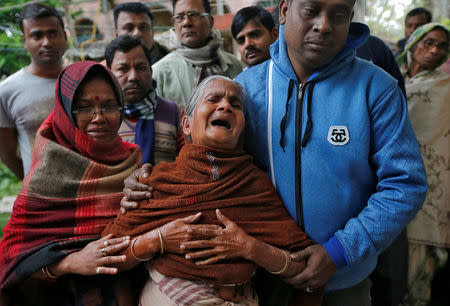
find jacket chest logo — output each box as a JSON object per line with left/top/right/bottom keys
{"left": 328, "top": 126, "right": 350, "bottom": 146}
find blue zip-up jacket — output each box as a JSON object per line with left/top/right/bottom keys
{"left": 235, "top": 23, "right": 427, "bottom": 292}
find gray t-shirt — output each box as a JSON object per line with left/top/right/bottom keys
{"left": 0, "top": 68, "right": 56, "bottom": 176}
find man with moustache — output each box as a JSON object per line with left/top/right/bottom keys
{"left": 0, "top": 3, "right": 67, "bottom": 179}
{"left": 235, "top": 0, "right": 427, "bottom": 304}
{"left": 122, "top": 0, "right": 427, "bottom": 304}
{"left": 105, "top": 35, "right": 183, "bottom": 165}
{"left": 113, "top": 2, "right": 169, "bottom": 65}
{"left": 152, "top": 0, "right": 242, "bottom": 108}
{"left": 231, "top": 6, "right": 278, "bottom": 67}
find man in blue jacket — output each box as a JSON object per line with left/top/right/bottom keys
{"left": 236, "top": 0, "right": 427, "bottom": 304}
{"left": 121, "top": 0, "right": 427, "bottom": 303}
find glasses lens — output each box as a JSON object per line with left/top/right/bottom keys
{"left": 187, "top": 11, "right": 201, "bottom": 19}
{"left": 73, "top": 107, "right": 121, "bottom": 121}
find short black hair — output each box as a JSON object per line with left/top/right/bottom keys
{"left": 406, "top": 7, "right": 432, "bottom": 23}
{"left": 19, "top": 3, "right": 65, "bottom": 33}
{"left": 231, "top": 6, "right": 275, "bottom": 39}
{"left": 172, "top": 0, "right": 211, "bottom": 14}
{"left": 105, "top": 34, "right": 152, "bottom": 68}
{"left": 114, "top": 2, "right": 153, "bottom": 29}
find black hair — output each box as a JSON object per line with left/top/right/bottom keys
{"left": 171, "top": 0, "right": 210, "bottom": 14}
{"left": 105, "top": 34, "right": 152, "bottom": 68}
{"left": 231, "top": 6, "right": 275, "bottom": 39}
{"left": 114, "top": 2, "right": 153, "bottom": 29}
{"left": 19, "top": 3, "right": 65, "bottom": 33}
{"left": 406, "top": 7, "right": 432, "bottom": 23}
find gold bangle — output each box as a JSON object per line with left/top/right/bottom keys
{"left": 130, "top": 236, "right": 154, "bottom": 261}
{"left": 157, "top": 228, "right": 164, "bottom": 255}
{"left": 270, "top": 250, "right": 291, "bottom": 275}
{"left": 42, "top": 265, "right": 58, "bottom": 279}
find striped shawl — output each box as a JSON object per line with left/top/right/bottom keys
{"left": 0, "top": 61, "right": 141, "bottom": 299}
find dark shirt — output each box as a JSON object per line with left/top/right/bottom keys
{"left": 150, "top": 41, "right": 170, "bottom": 65}
{"left": 356, "top": 35, "right": 406, "bottom": 96}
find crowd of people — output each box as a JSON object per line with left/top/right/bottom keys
{"left": 0, "top": 0, "right": 448, "bottom": 305}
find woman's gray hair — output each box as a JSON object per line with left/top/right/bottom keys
{"left": 185, "top": 75, "right": 246, "bottom": 117}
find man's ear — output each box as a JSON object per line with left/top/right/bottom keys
{"left": 209, "top": 15, "right": 214, "bottom": 28}
{"left": 271, "top": 27, "right": 279, "bottom": 43}
{"left": 279, "top": 0, "right": 289, "bottom": 26}
{"left": 182, "top": 115, "right": 192, "bottom": 142}
{"left": 114, "top": 29, "right": 118, "bottom": 38}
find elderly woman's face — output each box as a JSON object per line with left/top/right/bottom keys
{"left": 72, "top": 78, "right": 122, "bottom": 143}
{"left": 183, "top": 79, "right": 245, "bottom": 151}
{"left": 412, "top": 29, "right": 449, "bottom": 71}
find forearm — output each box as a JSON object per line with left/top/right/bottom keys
{"left": 1, "top": 154, "right": 23, "bottom": 180}
{"left": 0, "top": 128, "right": 24, "bottom": 179}
{"left": 115, "top": 230, "right": 161, "bottom": 271}
{"left": 0, "top": 148, "right": 23, "bottom": 180}
{"left": 247, "top": 238, "right": 305, "bottom": 278}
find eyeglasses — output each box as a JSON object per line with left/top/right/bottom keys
{"left": 420, "top": 38, "right": 449, "bottom": 53}
{"left": 72, "top": 106, "right": 122, "bottom": 122}
{"left": 171, "top": 11, "right": 210, "bottom": 23}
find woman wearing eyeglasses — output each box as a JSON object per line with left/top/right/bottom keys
{"left": 397, "top": 23, "right": 450, "bottom": 305}
{"left": 0, "top": 61, "right": 143, "bottom": 305}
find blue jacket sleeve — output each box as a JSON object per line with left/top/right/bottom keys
{"left": 330, "top": 84, "right": 427, "bottom": 265}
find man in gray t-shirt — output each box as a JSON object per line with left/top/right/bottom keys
{"left": 0, "top": 3, "right": 66, "bottom": 179}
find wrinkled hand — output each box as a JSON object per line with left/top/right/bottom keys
{"left": 159, "top": 213, "right": 223, "bottom": 255}
{"left": 121, "top": 163, "right": 153, "bottom": 214}
{"left": 181, "top": 209, "right": 254, "bottom": 264}
{"left": 282, "top": 244, "right": 336, "bottom": 290}
{"left": 64, "top": 234, "right": 130, "bottom": 275}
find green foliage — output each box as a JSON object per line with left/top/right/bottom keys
{"left": 0, "top": 30, "right": 29, "bottom": 77}
{"left": 0, "top": 0, "right": 79, "bottom": 76}
{"left": 0, "top": 213, "right": 11, "bottom": 239}
{"left": 0, "top": 161, "right": 22, "bottom": 199}
{"left": 365, "top": 0, "right": 428, "bottom": 41}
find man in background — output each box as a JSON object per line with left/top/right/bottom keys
{"left": 152, "top": 0, "right": 242, "bottom": 108}
{"left": 231, "top": 6, "right": 278, "bottom": 67}
{"left": 105, "top": 35, "right": 183, "bottom": 165}
{"left": 114, "top": 2, "right": 169, "bottom": 65}
{"left": 395, "top": 7, "right": 432, "bottom": 58}
{"left": 0, "top": 3, "right": 66, "bottom": 179}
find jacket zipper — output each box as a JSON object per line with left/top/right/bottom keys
{"left": 295, "top": 82, "right": 306, "bottom": 230}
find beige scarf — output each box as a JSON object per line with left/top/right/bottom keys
{"left": 169, "top": 28, "right": 225, "bottom": 86}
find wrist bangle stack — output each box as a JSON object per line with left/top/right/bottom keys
{"left": 131, "top": 236, "right": 155, "bottom": 261}
{"left": 270, "top": 250, "right": 291, "bottom": 275}
{"left": 157, "top": 228, "right": 164, "bottom": 255}
{"left": 42, "top": 265, "right": 58, "bottom": 279}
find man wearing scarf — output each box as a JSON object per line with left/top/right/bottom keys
{"left": 152, "top": 0, "right": 243, "bottom": 108}
{"left": 106, "top": 35, "right": 184, "bottom": 165}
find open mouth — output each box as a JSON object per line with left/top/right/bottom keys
{"left": 211, "top": 119, "right": 231, "bottom": 130}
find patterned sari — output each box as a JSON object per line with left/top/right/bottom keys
{"left": 399, "top": 23, "right": 450, "bottom": 303}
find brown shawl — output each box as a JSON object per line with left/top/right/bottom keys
{"left": 103, "top": 144, "right": 313, "bottom": 285}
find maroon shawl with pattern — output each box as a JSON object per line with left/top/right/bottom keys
{"left": 0, "top": 61, "right": 141, "bottom": 296}
{"left": 104, "top": 144, "right": 313, "bottom": 285}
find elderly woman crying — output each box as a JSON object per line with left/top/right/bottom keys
{"left": 103, "top": 76, "right": 322, "bottom": 305}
